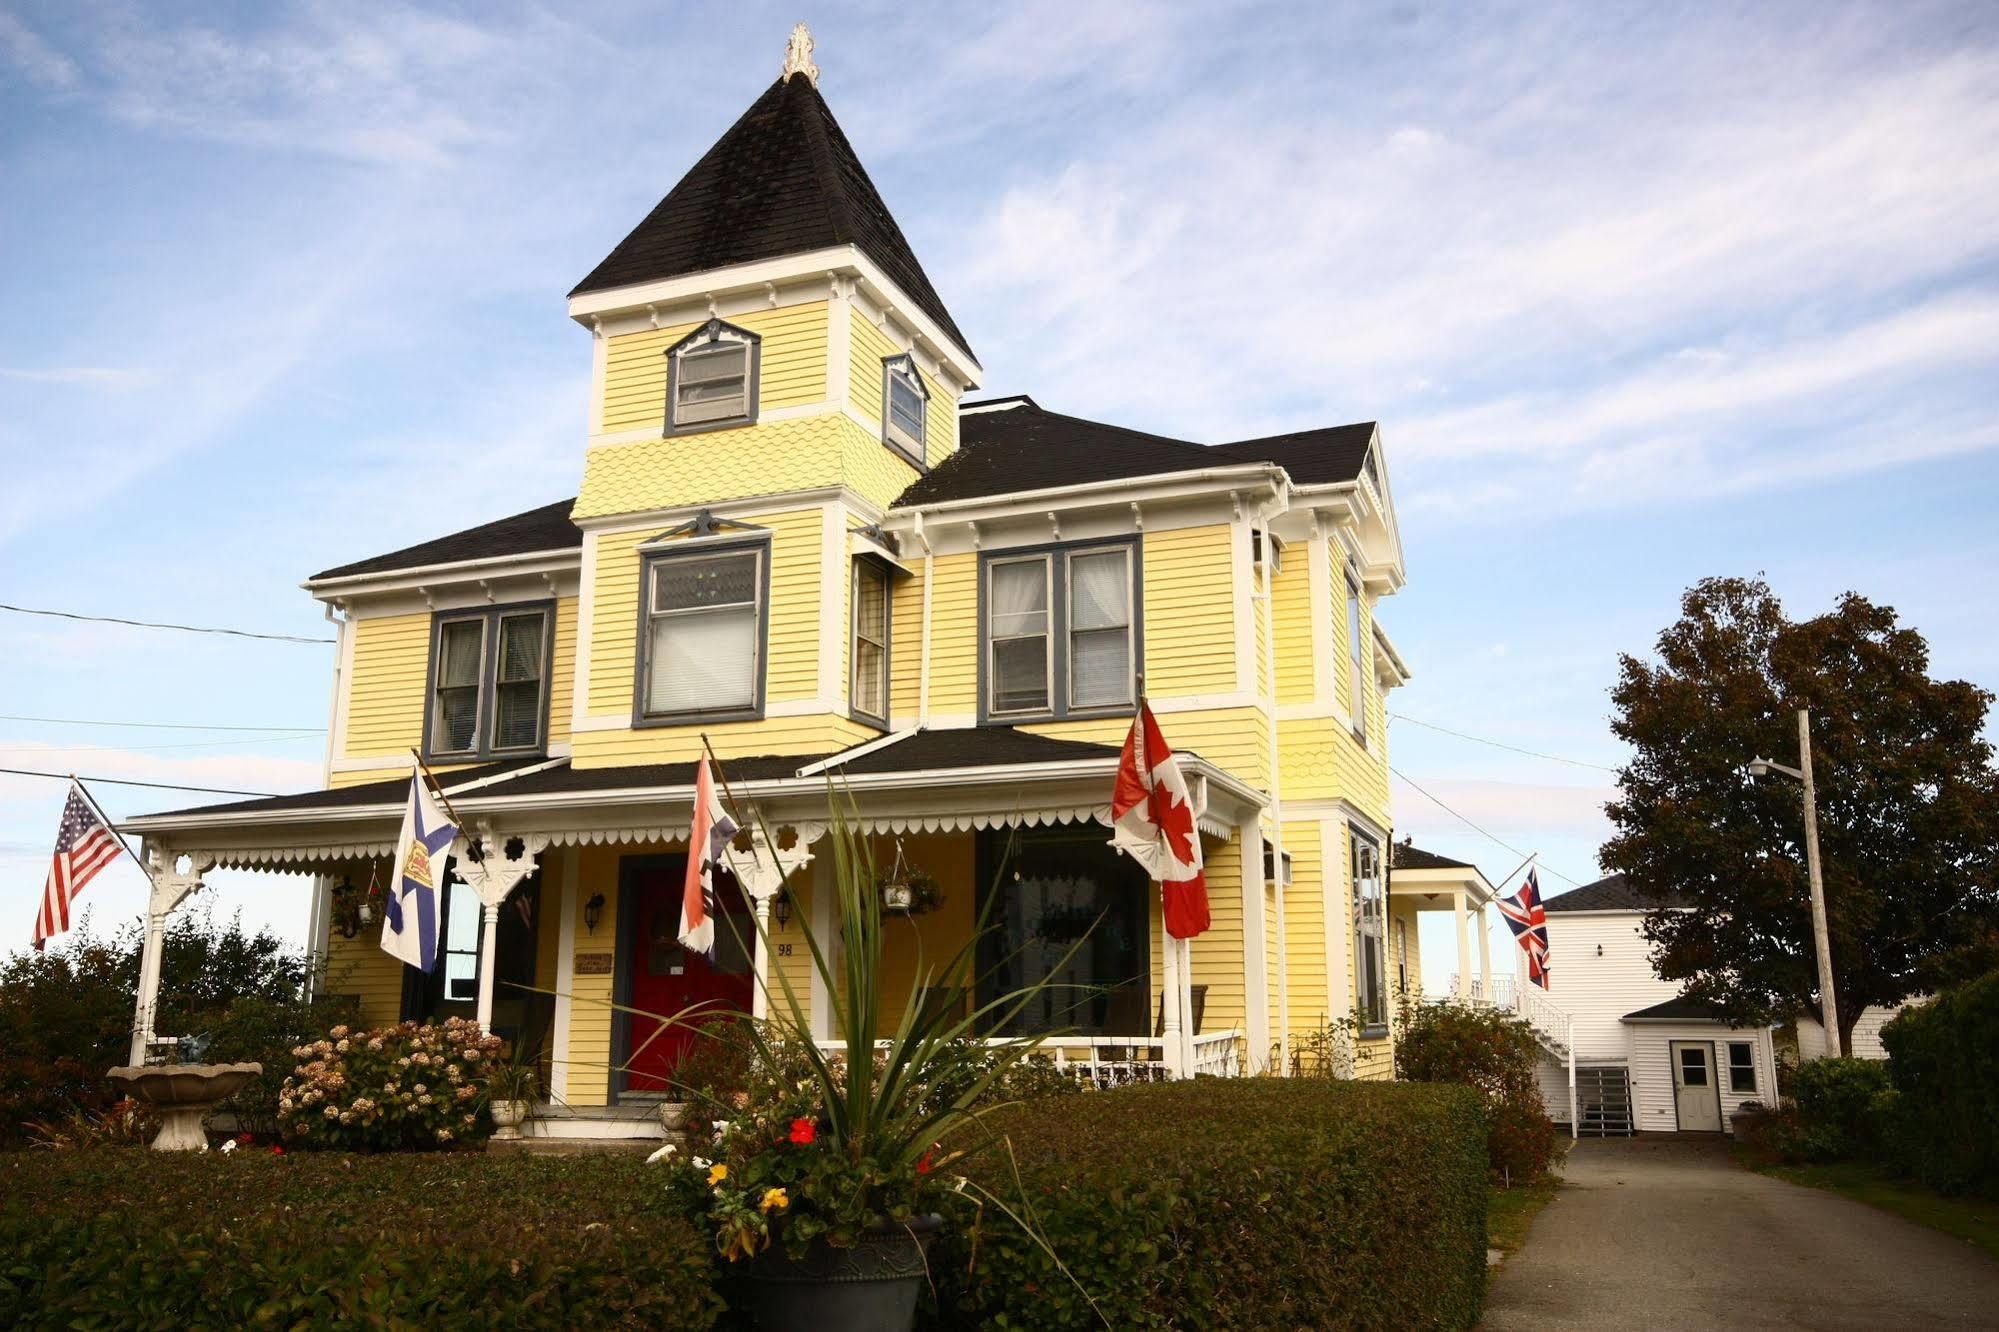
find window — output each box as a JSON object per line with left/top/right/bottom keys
{"left": 851, "top": 558, "right": 890, "bottom": 725}
{"left": 1678, "top": 1045, "right": 1709, "bottom": 1087}
{"left": 1396, "top": 917, "right": 1409, "bottom": 995}
{"left": 1346, "top": 569, "right": 1368, "bottom": 743}
{"left": 639, "top": 544, "right": 767, "bottom": 722}
{"left": 665, "top": 318, "right": 759, "bottom": 433}
{"left": 882, "top": 353, "right": 929, "bottom": 467}
{"left": 1727, "top": 1041, "right": 1757, "bottom": 1093}
{"left": 425, "top": 604, "right": 551, "bottom": 760}
{"left": 982, "top": 543, "right": 1138, "bottom": 720}
{"left": 1351, "top": 829, "right": 1387, "bottom": 1032}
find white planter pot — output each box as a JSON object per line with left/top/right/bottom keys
{"left": 491, "top": 1099, "right": 530, "bottom": 1142}
{"left": 658, "top": 1101, "right": 688, "bottom": 1132}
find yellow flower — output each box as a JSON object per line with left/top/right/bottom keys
{"left": 759, "top": 1187, "right": 789, "bottom": 1213}
{"left": 707, "top": 1163, "right": 728, "bottom": 1187}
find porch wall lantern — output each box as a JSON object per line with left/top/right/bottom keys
{"left": 772, "top": 886, "right": 793, "bottom": 931}
{"left": 584, "top": 893, "right": 606, "bottom": 934}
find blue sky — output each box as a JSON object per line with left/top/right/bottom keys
{"left": 3, "top": 1, "right": 1995, "bottom": 991}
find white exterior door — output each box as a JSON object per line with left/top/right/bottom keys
{"left": 1670, "top": 1041, "right": 1722, "bottom": 1131}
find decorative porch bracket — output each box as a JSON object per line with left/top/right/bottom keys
{"left": 451, "top": 826, "right": 552, "bottom": 1036}
{"left": 129, "top": 845, "right": 216, "bottom": 1066}
{"left": 723, "top": 822, "right": 823, "bottom": 1021}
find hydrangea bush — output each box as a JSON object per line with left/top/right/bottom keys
{"left": 276, "top": 1017, "right": 502, "bottom": 1151}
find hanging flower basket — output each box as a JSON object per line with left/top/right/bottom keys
{"left": 876, "top": 868, "right": 944, "bottom": 917}
{"left": 330, "top": 864, "right": 386, "bottom": 939}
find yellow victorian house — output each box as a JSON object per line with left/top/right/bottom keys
{"left": 123, "top": 34, "right": 1419, "bottom": 1140}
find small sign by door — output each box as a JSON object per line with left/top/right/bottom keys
{"left": 1670, "top": 1040, "right": 1723, "bottom": 1131}
{"left": 575, "top": 952, "right": 614, "bottom": 976}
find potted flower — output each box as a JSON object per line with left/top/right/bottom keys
{"left": 485, "top": 1058, "right": 540, "bottom": 1143}
{"left": 659, "top": 810, "right": 1083, "bottom": 1332}
{"left": 329, "top": 869, "right": 384, "bottom": 939}
{"left": 876, "top": 866, "right": 945, "bottom": 917}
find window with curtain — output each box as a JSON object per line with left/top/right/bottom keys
{"left": 642, "top": 545, "right": 765, "bottom": 720}
{"left": 882, "top": 354, "right": 928, "bottom": 465}
{"left": 852, "top": 559, "right": 890, "bottom": 724}
{"left": 982, "top": 542, "right": 1138, "bottom": 720}
{"left": 666, "top": 318, "right": 759, "bottom": 432}
{"left": 1347, "top": 569, "right": 1368, "bottom": 743}
{"left": 987, "top": 556, "right": 1052, "bottom": 715}
{"left": 427, "top": 605, "right": 550, "bottom": 760}
{"left": 1351, "top": 829, "right": 1387, "bottom": 1032}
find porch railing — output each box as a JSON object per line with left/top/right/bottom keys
{"left": 812, "top": 1032, "right": 1243, "bottom": 1085}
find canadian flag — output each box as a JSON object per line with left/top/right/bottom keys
{"left": 1111, "top": 703, "right": 1210, "bottom": 939}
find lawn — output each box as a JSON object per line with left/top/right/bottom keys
{"left": 1486, "top": 1176, "right": 1560, "bottom": 1257}
{"left": 1754, "top": 1159, "right": 1999, "bottom": 1264}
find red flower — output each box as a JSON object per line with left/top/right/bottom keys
{"left": 237, "top": 1132, "right": 255, "bottom": 1145}
{"left": 916, "top": 1149, "right": 935, "bottom": 1176}
{"left": 788, "top": 1117, "right": 816, "bottom": 1146}
{"left": 270, "top": 1145, "right": 285, "bottom": 1156}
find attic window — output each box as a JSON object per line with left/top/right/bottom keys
{"left": 882, "top": 353, "right": 928, "bottom": 467}
{"left": 666, "top": 318, "right": 760, "bottom": 433}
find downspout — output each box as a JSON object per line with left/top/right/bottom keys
{"left": 1255, "top": 500, "right": 1290, "bottom": 1074}
{"left": 306, "top": 601, "right": 346, "bottom": 998}
{"left": 914, "top": 511, "right": 935, "bottom": 728}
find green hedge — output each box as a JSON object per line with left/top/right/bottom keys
{"left": 927, "top": 1078, "right": 1489, "bottom": 1330}
{"left": 1767, "top": 1056, "right": 1893, "bottom": 1164}
{"left": 0, "top": 1153, "right": 721, "bottom": 1329}
{"left": 1882, "top": 972, "right": 1999, "bottom": 1199}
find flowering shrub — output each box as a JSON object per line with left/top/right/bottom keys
{"left": 276, "top": 1018, "right": 502, "bottom": 1151}
{"left": 1394, "top": 997, "right": 1556, "bottom": 1182}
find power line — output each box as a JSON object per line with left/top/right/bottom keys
{"left": 0, "top": 713, "right": 324, "bottom": 733}
{"left": 1388, "top": 762, "right": 1588, "bottom": 889}
{"left": 0, "top": 766, "right": 279, "bottom": 797}
{"left": 0, "top": 732, "right": 322, "bottom": 758}
{"left": 1388, "top": 711, "right": 1620, "bottom": 774}
{"left": 0, "top": 601, "right": 332, "bottom": 644}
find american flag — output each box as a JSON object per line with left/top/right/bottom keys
{"left": 34, "top": 783, "right": 125, "bottom": 950}
{"left": 1496, "top": 869, "right": 1552, "bottom": 989}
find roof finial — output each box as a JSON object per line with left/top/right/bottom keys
{"left": 781, "top": 23, "right": 819, "bottom": 86}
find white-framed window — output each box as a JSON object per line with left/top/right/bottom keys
{"left": 426, "top": 604, "right": 551, "bottom": 760}
{"left": 639, "top": 544, "right": 766, "bottom": 721}
{"left": 1346, "top": 568, "right": 1368, "bottom": 743}
{"left": 1727, "top": 1041, "right": 1757, "bottom": 1093}
{"left": 986, "top": 555, "right": 1053, "bottom": 716}
{"left": 882, "top": 353, "right": 929, "bottom": 467}
{"left": 982, "top": 543, "right": 1138, "bottom": 721}
{"left": 851, "top": 558, "right": 890, "bottom": 726}
{"left": 1351, "top": 828, "right": 1387, "bottom": 1032}
{"left": 665, "top": 318, "right": 759, "bottom": 433}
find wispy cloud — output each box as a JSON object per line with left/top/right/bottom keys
{"left": 0, "top": 10, "right": 78, "bottom": 90}
{"left": 0, "top": 365, "right": 155, "bottom": 389}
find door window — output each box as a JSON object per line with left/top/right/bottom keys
{"left": 1678, "top": 1045, "right": 1709, "bottom": 1086}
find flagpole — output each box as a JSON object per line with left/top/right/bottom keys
{"left": 407, "top": 748, "right": 472, "bottom": 831}
{"left": 70, "top": 774, "right": 150, "bottom": 883}
{"left": 1489, "top": 851, "right": 1538, "bottom": 896}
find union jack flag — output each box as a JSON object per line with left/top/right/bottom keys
{"left": 1496, "top": 869, "right": 1551, "bottom": 989}
{"left": 34, "top": 783, "right": 126, "bottom": 950}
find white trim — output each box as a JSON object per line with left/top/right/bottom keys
{"left": 795, "top": 728, "right": 914, "bottom": 777}
{"left": 572, "top": 486, "right": 851, "bottom": 535}
{"left": 1372, "top": 621, "right": 1412, "bottom": 688}
{"left": 588, "top": 317, "right": 609, "bottom": 436}
{"left": 327, "top": 608, "right": 356, "bottom": 771}
{"left": 825, "top": 277, "right": 852, "bottom": 412}
{"left": 819, "top": 504, "right": 845, "bottom": 702}
{"left": 573, "top": 531, "right": 598, "bottom": 732}
{"left": 888, "top": 465, "right": 1284, "bottom": 526}
{"left": 1231, "top": 513, "right": 1256, "bottom": 695}
{"left": 1307, "top": 516, "right": 1335, "bottom": 707}
{"left": 330, "top": 743, "right": 572, "bottom": 774}
{"left": 303, "top": 548, "right": 580, "bottom": 599}
{"left": 549, "top": 846, "right": 577, "bottom": 1101}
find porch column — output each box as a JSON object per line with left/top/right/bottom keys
{"left": 1476, "top": 902, "right": 1493, "bottom": 1001}
{"left": 1160, "top": 930, "right": 1184, "bottom": 1078}
{"left": 808, "top": 849, "right": 835, "bottom": 1041}
{"left": 1178, "top": 936, "right": 1196, "bottom": 1079}
{"left": 725, "top": 824, "right": 821, "bottom": 1022}
{"left": 127, "top": 846, "right": 215, "bottom": 1066}
{"left": 1453, "top": 890, "right": 1472, "bottom": 1000}
{"left": 549, "top": 848, "right": 577, "bottom": 1102}
{"left": 452, "top": 826, "right": 551, "bottom": 1037}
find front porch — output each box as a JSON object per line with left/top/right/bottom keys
{"left": 121, "top": 728, "right": 1269, "bottom": 1106}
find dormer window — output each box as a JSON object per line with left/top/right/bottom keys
{"left": 665, "top": 318, "right": 760, "bottom": 434}
{"left": 881, "top": 353, "right": 929, "bottom": 467}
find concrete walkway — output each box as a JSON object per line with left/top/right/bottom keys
{"left": 1483, "top": 1136, "right": 1999, "bottom": 1330}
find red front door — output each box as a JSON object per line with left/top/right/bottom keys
{"left": 622, "top": 856, "right": 755, "bottom": 1094}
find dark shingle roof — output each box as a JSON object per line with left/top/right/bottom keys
{"left": 311, "top": 499, "right": 580, "bottom": 582}
{"left": 1391, "top": 843, "right": 1476, "bottom": 872}
{"left": 132, "top": 756, "right": 555, "bottom": 821}
{"left": 569, "top": 74, "right": 971, "bottom": 360}
{"left": 826, "top": 727, "right": 1119, "bottom": 774}
{"left": 1622, "top": 996, "right": 1737, "bottom": 1023}
{"left": 896, "top": 400, "right": 1376, "bottom": 507}
{"left": 1543, "top": 873, "right": 1689, "bottom": 913}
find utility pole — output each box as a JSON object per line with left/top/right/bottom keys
{"left": 1796, "top": 709, "right": 1841, "bottom": 1056}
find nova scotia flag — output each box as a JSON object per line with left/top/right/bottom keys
{"left": 382, "top": 768, "right": 458, "bottom": 973}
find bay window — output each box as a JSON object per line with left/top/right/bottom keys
{"left": 982, "top": 541, "right": 1138, "bottom": 721}
{"left": 1351, "top": 828, "right": 1387, "bottom": 1033}
{"left": 639, "top": 543, "right": 767, "bottom": 723}
{"left": 425, "top": 604, "right": 552, "bottom": 760}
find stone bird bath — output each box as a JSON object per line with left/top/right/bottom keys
{"left": 108, "top": 1063, "right": 263, "bottom": 1151}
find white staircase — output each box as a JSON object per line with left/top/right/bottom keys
{"left": 1453, "top": 974, "right": 1579, "bottom": 1140}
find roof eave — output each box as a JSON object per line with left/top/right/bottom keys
{"left": 302, "top": 546, "right": 583, "bottom": 599}
{"left": 888, "top": 463, "right": 1288, "bottom": 526}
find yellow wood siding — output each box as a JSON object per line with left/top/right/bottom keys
{"left": 600, "top": 302, "right": 828, "bottom": 434}
{"left": 323, "top": 922, "right": 405, "bottom": 1029}
{"left": 547, "top": 597, "right": 577, "bottom": 749}
{"left": 1281, "top": 818, "right": 1328, "bottom": 1034}
{"left": 1271, "top": 555, "right": 1314, "bottom": 703}
{"left": 847, "top": 309, "right": 898, "bottom": 431}
{"left": 1189, "top": 831, "right": 1247, "bottom": 1040}
{"left": 888, "top": 559, "right": 923, "bottom": 721}
{"left": 343, "top": 612, "right": 430, "bottom": 759}
{"left": 922, "top": 551, "right": 979, "bottom": 715}
{"left": 1141, "top": 525, "right": 1235, "bottom": 697}
{"left": 560, "top": 843, "right": 628, "bottom": 1105}
{"left": 576, "top": 413, "right": 906, "bottom": 520}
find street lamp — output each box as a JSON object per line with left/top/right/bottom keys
{"left": 1746, "top": 708, "right": 1840, "bottom": 1056}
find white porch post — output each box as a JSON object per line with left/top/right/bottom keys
{"left": 1178, "top": 935, "right": 1196, "bottom": 1078}
{"left": 1477, "top": 902, "right": 1493, "bottom": 1000}
{"left": 724, "top": 823, "right": 821, "bottom": 1023}
{"left": 1159, "top": 924, "right": 1184, "bottom": 1078}
{"left": 452, "top": 826, "right": 552, "bottom": 1038}
{"left": 808, "top": 848, "right": 834, "bottom": 1040}
{"left": 549, "top": 847, "right": 577, "bottom": 1102}
{"left": 127, "top": 847, "right": 214, "bottom": 1066}
{"left": 1453, "top": 890, "right": 1472, "bottom": 1000}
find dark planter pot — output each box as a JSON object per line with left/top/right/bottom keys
{"left": 746, "top": 1214, "right": 942, "bottom": 1332}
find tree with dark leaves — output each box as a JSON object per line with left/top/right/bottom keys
{"left": 1602, "top": 576, "right": 1999, "bottom": 1055}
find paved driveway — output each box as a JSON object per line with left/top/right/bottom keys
{"left": 1483, "top": 1136, "right": 1999, "bottom": 1330}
